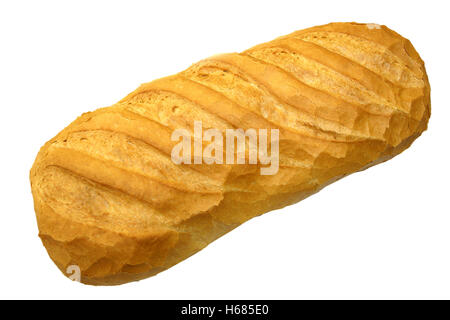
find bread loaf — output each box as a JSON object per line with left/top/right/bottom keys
{"left": 30, "top": 22, "right": 431, "bottom": 285}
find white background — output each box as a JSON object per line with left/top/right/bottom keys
{"left": 0, "top": 0, "right": 448, "bottom": 299}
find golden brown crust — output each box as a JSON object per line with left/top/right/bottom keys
{"left": 30, "top": 22, "right": 431, "bottom": 285}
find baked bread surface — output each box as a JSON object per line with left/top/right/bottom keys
{"left": 30, "top": 22, "right": 431, "bottom": 285}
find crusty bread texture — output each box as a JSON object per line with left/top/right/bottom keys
{"left": 30, "top": 22, "right": 430, "bottom": 285}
